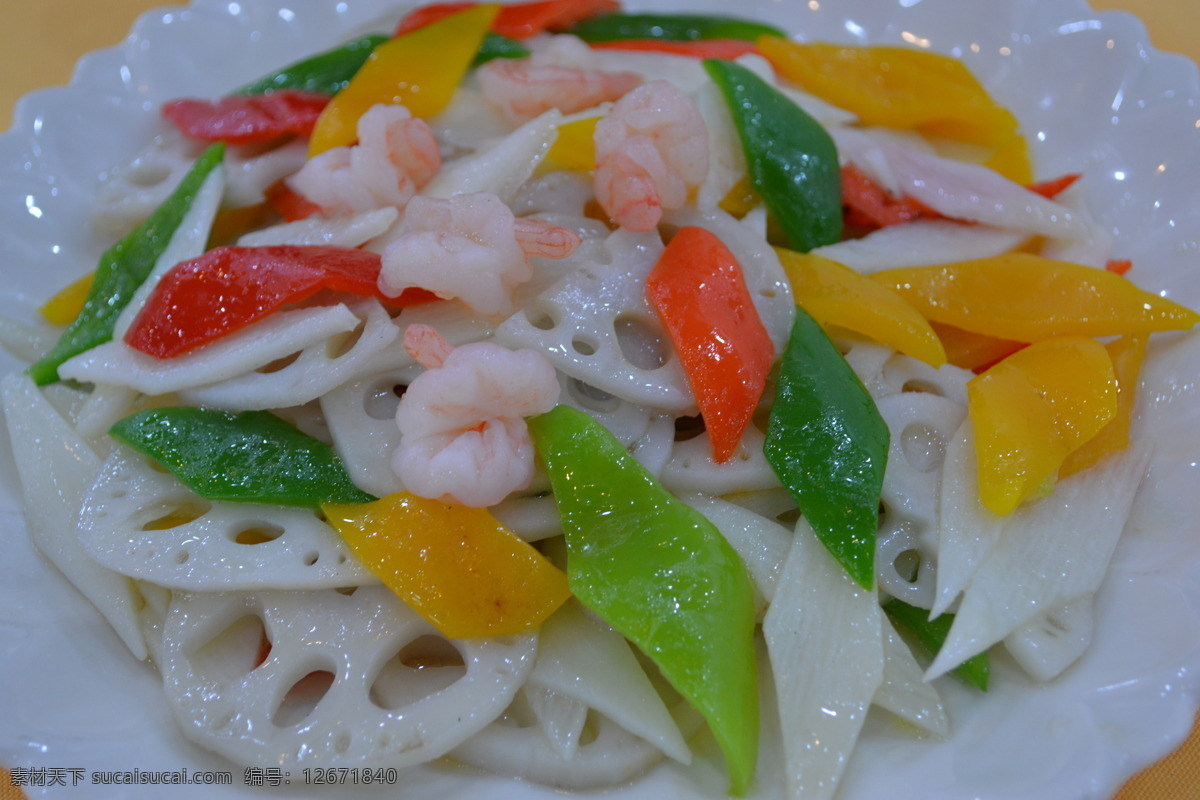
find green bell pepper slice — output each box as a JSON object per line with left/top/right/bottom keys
{"left": 704, "top": 58, "right": 843, "bottom": 253}
{"left": 109, "top": 407, "right": 376, "bottom": 509}
{"left": 473, "top": 32, "right": 531, "bottom": 66}
{"left": 233, "top": 31, "right": 523, "bottom": 95}
{"left": 232, "top": 34, "right": 390, "bottom": 96}
{"left": 29, "top": 143, "right": 225, "bottom": 386}
{"left": 764, "top": 307, "right": 889, "bottom": 590}
{"left": 569, "top": 12, "right": 784, "bottom": 42}
{"left": 883, "top": 598, "right": 990, "bottom": 690}
{"left": 528, "top": 405, "right": 759, "bottom": 795}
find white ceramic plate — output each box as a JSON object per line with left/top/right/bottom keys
{"left": 2, "top": 1, "right": 1199, "bottom": 798}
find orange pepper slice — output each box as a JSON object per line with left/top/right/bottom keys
{"left": 546, "top": 115, "right": 600, "bottom": 171}
{"left": 323, "top": 492, "right": 570, "bottom": 638}
{"left": 777, "top": 248, "right": 946, "bottom": 367}
{"left": 1059, "top": 333, "right": 1147, "bottom": 478}
{"left": 309, "top": 5, "right": 498, "bottom": 155}
{"left": 982, "top": 132, "right": 1033, "bottom": 185}
{"left": 873, "top": 253, "right": 1199, "bottom": 342}
{"left": 968, "top": 336, "right": 1117, "bottom": 514}
{"left": 719, "top": 176, "right": 761, "bottom": 218}
{"left": 39, "top": 272, "right": 95, "bottom": 326}
{"left": 758, "top": 38, "right": 1019, "bottom": 147}
{"left": 758, "top": 37, "right": 1031, "bottom": 182}
{"left": 932, "top": 322, "right": 1026, "bottom": 373}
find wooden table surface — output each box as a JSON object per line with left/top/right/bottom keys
{"left": 0, "top": 1, "right": 1197, "bottom": 799}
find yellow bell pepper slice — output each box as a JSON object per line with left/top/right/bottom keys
{"left": 758, "top": 37, "right": 1032, "bottom": 182}
{"left": 40, "top": 272, "right": 95, "bottom": 325}
{"left": 873, "top": 253, "right": 1200, "bottom": 342}
{"left": 968, "top": 336, "right": 1117, "bottom": 515}
{"left": 982, "top": 132, "right": 1033, "bottom": 185}
{"left": 777, "top": 248, "right": 947, "bottom": 366}
{"left": 323, "top": 492, "right": 570, "bottom": 638}
{"left": 719, "top": 175, "right": 761, "bottom": 218}
{"left": 758, "top": 38, "right": 1019, "bottom": 149}
{"left": 1059, "top": 333, "right": 1147, "bottom": 478}
{"left": 546, "top": 115, "right": 600, "bottom": 171}
{"left": 931, "top": 322, "right": 1025, "bottom": 372}
{"left": 308, "top": 4, "right": 498, "bottom": 156}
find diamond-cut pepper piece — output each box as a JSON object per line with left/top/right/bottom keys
{"left": 758, "top": 38, "right": 1020, "bottom": 150}
{"left": 931, "top": 322, "right": 1026, "bottom": 373}
{"left": 528, "top": 405, "right": 759, "bottom": 795}
{"left": 124, "top": 245, "right": 432, "bottom": 358}
{"left": 163, "top": 91, "right": 330, "bottom": 144}
{"left": 704, "top": 58, "right": 843, "bottom": 253}
{"left": 873, "top": 253, "right": 1200, "bottom": 342}
{"left": 647, "top": 227, "right": 775, "bottom": 462}
{"left": 758, "top": 38, "right": 1032, "bottom": 182}
{"left": 1059, "top": 333, "right": 1147, "bottom": 478}
{"left": 29, "top": 144, "right": 225, "bottom": 385}
{"left": 39, "top": 272, "right": 95, "bottom": 326}
{"left": 777, "top": 247, "right": 946, "bottom": 367}
{"left": 546, "top": 115, "right": 600, "bottom": 171}
{"left": 968, "top": 336, "right": 1118, "bottom": 514}
{"left": 323, "top": 493, "right": 570, "bottom": 638}
{"left": 109, "top": 407, "right": 375, "bottom": 509}
{"left": 396, "top": 0, "right": 618, "bottom": 39}
{"left": 309, "top": 5, "right": 498, "bottom": 155}
{"left": 764, "top": 308, "right": 889, "bottom": 590}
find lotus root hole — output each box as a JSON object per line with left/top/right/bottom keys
{"left": 273, "top": 670, "right": 336, "bottom": 728}
{"left": 369, "top": 636, "right": 465, "bottom": 711}
{"left": 614, "top": 313, "right": 668, "bottom": 370}
{"left": 901, "top": 422, "right": 946, "bottom": 473}
{"left": 141, "top": 500, "right": 211, "bottom": 531}
{"left": 191, "top": 614, "right": 270, "bottom": 687}
{"left": 233, "top": 522, "right": 285, "bottom": 546}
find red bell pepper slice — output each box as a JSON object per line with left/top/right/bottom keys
{"left": 395, "top": 0, "right": 619, "bottom": 39}
{"left": 1027, "top": 173, "right": 1080, "bottom": 199}
{"left": 646, "top": 226, "right": 775, "bottom": 463}
{"left": 590, "top": 39, "right": 759, "bottom": 59}
{"left": 162, "top": 90, "right": 331, "bottom": 144}
{"left": 394, "top": 0, "right": 475, "bottom": 33}
{"left": 842, "top": 165, "right": 1084, "bottom": 232}
{"left": 125, "top": 245, "right": 432, "bottom": 358}
{"left": 1105, "top": 259, "right": 1133, "bottom": 275}
{"left": 841, "top": 163, "right": 930, "bottom": 229}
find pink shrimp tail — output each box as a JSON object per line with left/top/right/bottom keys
{"left": 384, "top": 117, "right": 442, "bottom": 188}
{"left": 288, "top": 104, "right": 442, "bottom": 216}
{"left": 513, "top": 218, "right": 583, "bottom": 258}
{"left": 592, "top": 80, "right": 708, "bottom": 231}
{"left": 594, "top": 141, "right": 667, "bottom": 232}
{"left": 404, "top": 323, "right": 454, "bottom": 369}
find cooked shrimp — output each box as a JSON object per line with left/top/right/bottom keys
{"left": 513, "top": 217, "right": 581, "bottom": 258}
{"left": 594, "top": 80, "right": 709, "bottom": 231}
{"left": 403, "top": 322, "right": 456, "bottom": 369}
{"left": 478, "top": 58, "right": 641, "bottom": 126}
{"left": 379, "top": 192, "right": 581, "bottom": 316}
{"left": 394, "top": 324, "right": 561, "bottom": 508}
{"left": 287, "top": 103, "right": 440, "bottom": 216}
